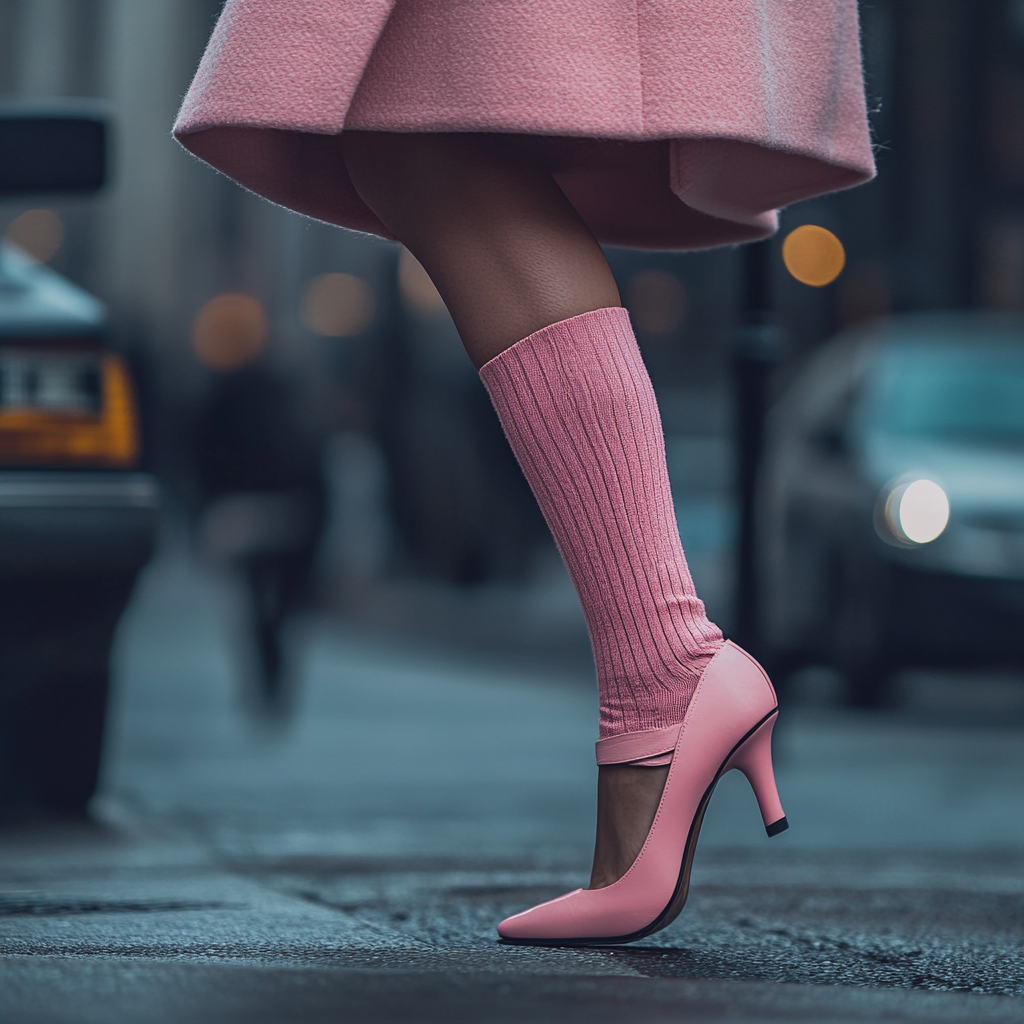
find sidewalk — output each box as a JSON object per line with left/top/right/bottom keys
{"left": 1, "top": 547, "right": 1023, "bottom": 1023}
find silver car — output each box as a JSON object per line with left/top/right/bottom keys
{"left": 759, "top": 313, "right": 1024, "bottom": 705}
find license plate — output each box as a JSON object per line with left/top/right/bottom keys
{"left": 0, "top": 349, "right": 102, "bottom": 415}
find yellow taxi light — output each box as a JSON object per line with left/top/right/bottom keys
{"left": 0, "top": 355, "right": 140, "bottom": 466}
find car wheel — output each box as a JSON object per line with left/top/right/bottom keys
{"left": 0, "top": 574, "right": 137, "bottom": 816}
{"left": 0, "top": 671, "right": 109, "bottom": 814}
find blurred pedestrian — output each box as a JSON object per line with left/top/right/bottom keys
{"left": 175, "top": 0, "right": 874, "bottom": 943}
{"left": 193, "top": 365, "right": 326, "bottom": 713}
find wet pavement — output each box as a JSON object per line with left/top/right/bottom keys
{"left": 2, "top": 547, "right": 1024, "bottom": 1022}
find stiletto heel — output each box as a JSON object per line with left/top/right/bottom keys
{"left": 497, "top": 641, "right": 788, "bottom": 945}
{"left": 725, "top": 713, "right": 789, "bottom": 837}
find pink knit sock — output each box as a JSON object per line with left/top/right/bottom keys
{"left": 480, "top": 307, "right": 723, "bottom": 753}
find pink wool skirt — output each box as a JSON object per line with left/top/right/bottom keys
{"left": 173, "top": 0, "right": 876, "bottom": 250}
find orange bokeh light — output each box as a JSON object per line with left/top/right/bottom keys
{"left": 782, "top": 225, "right": 846, "bottom": 287}
{"left": 4, "top": 209, "right": 64, "bottom": 263}
{"left": 192, "top": 293, "right": 267, "bottom": 371}
{"left": 300, "top": 273, "right": 375, "bottom": 337}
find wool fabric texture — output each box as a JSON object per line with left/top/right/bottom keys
{"left": 173, "top": 0, "right": 876, "bottom": 251}
{"left": 480, "top": 307, "right": 722, "bottom": 739}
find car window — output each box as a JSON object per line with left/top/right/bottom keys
{"left": 866, "top": 342, "right": 1024, "bottom": 449}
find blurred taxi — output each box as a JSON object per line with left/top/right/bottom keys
{"left": 0, "top": 101, "right": 157, "bottom": 815}
{"left": 759, "top": 313, "right": 1024, "bottom": 705}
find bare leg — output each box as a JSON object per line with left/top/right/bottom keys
{"left": 342, "top": 131, "right": 665, "bottom": 884}
{"left": 341, "top": 132, "right": 620, "bottom": 368}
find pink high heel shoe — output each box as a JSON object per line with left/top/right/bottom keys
{"left": 497, "top": 641, "right": 788, "bottom": 945}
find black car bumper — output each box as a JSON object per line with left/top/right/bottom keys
{"left": 0, "top": 472, "right": 159, "bottom": 575}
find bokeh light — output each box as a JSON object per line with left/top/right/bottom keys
{"left": 399, "top": 249, "right": 447, "bottom": 314}
{"left": 300, "top": 272, "right": 375, "bottom": 337}
{"left": 4, "top": 209, "right": 64, "bottom": 263}
{"left": 898, "top": 479, "right": 950, "bottom": 544}
{"left": 627, "top": 269, "right": 688, "bottom": 334}
{"left": 885, "top": 478, "right": 950, "bottom": 545}
{"left": 192, "top": 293, "right": 267, "bottom": 371}
{"left": 782, "top": 224, "right": 846, "bottom": 287}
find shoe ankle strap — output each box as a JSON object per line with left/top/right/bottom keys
{"left": 595, "top": 723, "right": 681, "bottom": 766}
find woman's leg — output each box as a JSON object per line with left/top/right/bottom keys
{"left": 342, "top": 132, "right": 722, "bottom": 887}
{"left": 341, "top": 132, "right": 619, "bottom": 368}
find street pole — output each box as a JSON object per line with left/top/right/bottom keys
{"left": 733, "top": 240, "right": 785, "bottom": 655}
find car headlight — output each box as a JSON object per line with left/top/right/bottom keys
{"left": 879, "top": 478, "right": 950, "bottom": 545}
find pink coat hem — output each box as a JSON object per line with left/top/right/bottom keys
{"left": 173, "top": 0, "right": 876, "bottom": 250}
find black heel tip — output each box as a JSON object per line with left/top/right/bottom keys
{"left": 765, "top": 816, "right": 789, "bottom": 838}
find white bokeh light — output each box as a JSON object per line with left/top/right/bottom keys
{"left": 898, "top": 479, "right": 950, "bottom": 544}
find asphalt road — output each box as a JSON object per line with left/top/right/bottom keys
{"left": 2, "top": 546, "right": 1024, "bottom": 1023}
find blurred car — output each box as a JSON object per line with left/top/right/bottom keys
{"left": 759, "top": 312, "right": 1024, "bottom": 705}
{"left": 0, "top": 102, "right": 157, "bottom": 814}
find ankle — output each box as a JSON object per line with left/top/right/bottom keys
{"left": 589, "top": 763, "right": 670, "bottom": 889}
{"left": 596, "top": 654, "right": 722, "bottom": 747}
